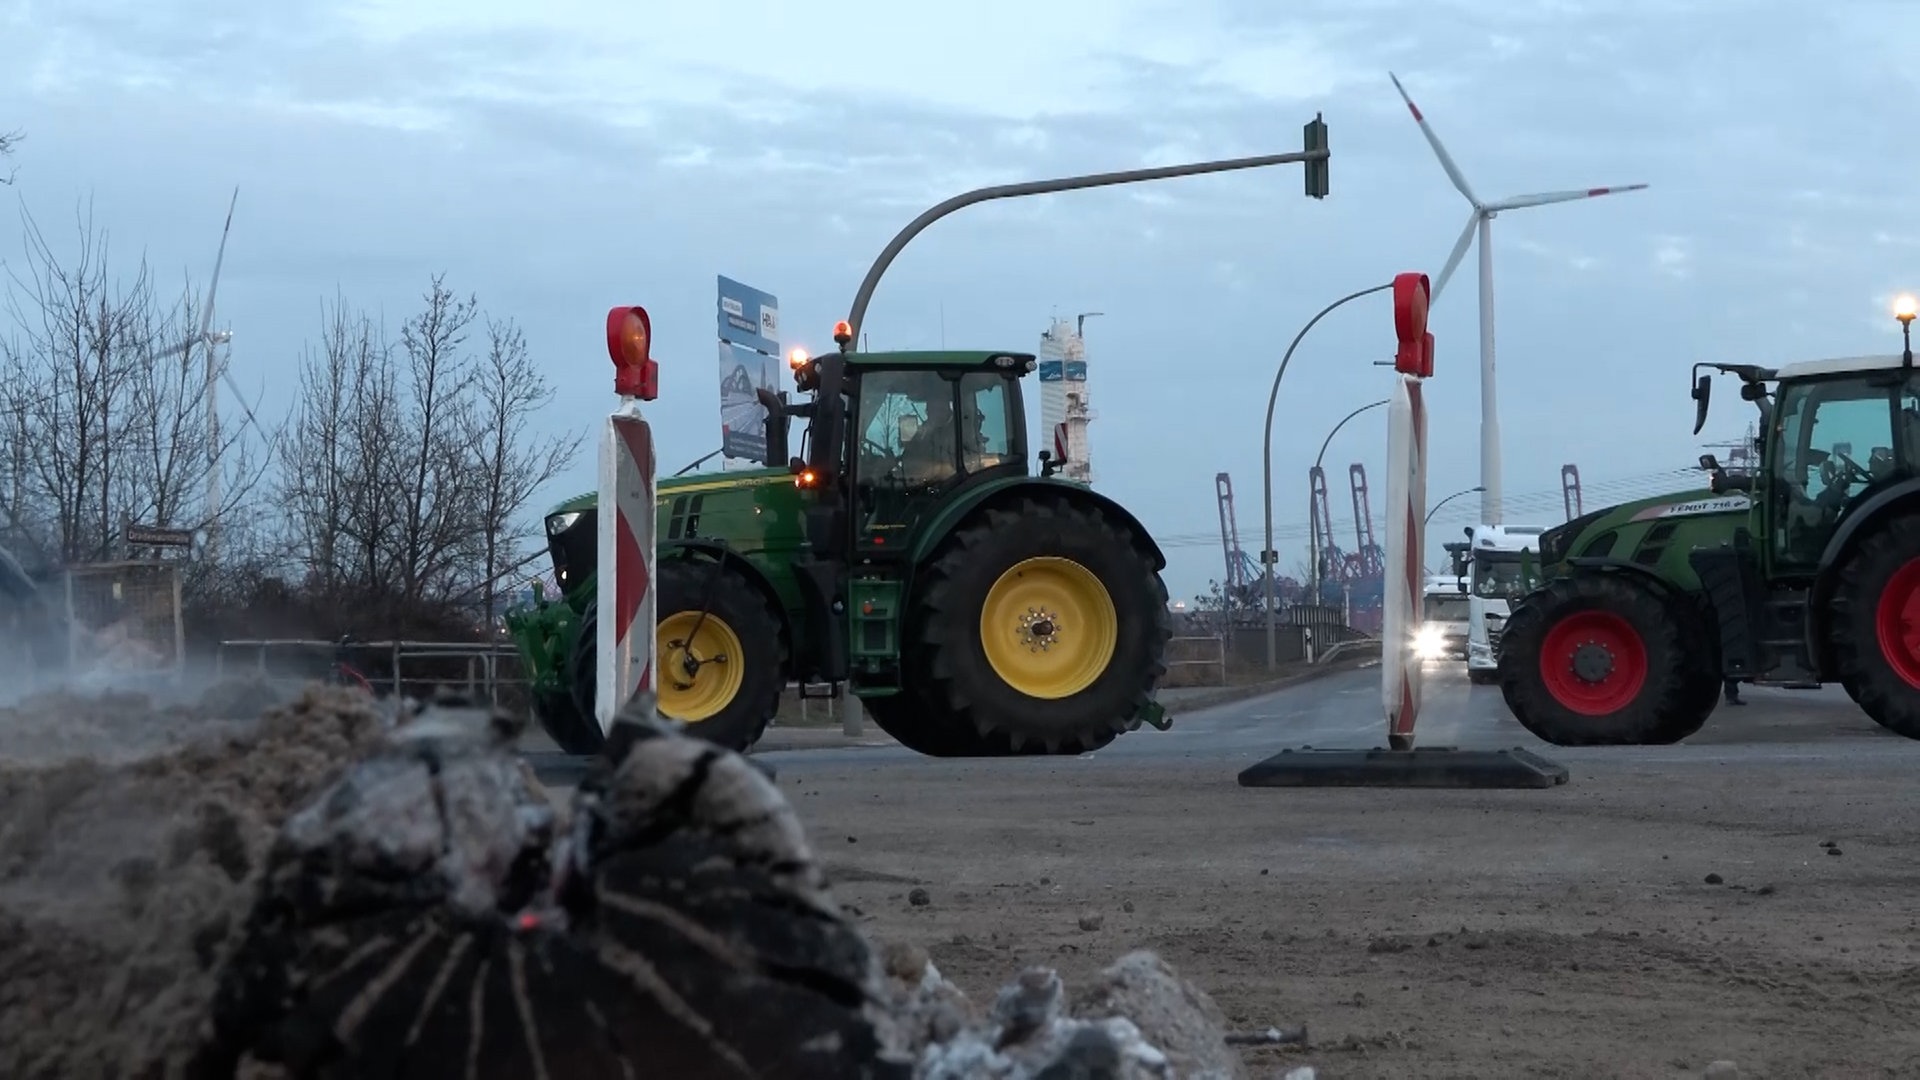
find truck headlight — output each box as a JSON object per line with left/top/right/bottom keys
{"left": 1413, "top": 623, "right": 1446, "bottom": 661}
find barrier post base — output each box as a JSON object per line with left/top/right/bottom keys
{"left": 1236, "top": 745, "right": 1568, "bottom": 789}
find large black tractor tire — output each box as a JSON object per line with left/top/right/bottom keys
{"left": 554, "top": 600, "right": 609, "bottom": 755}
{"left": 532, "top": 684, "right": 603, "bottom": 756}
{"left": 1495, "top": 573, "right": 1717, "bottom": 746}
{"left": 862, "top": 685, "right": 1005, "bottom": 757}
{"left": 652, "top": 558, "right": 786, "bottom": 753}
{"left": 909, "top": 497, "right": 1170, "bottom": 756}
{"left": 1828, "top": 513, "right": 1920, "bottom": 739}
{"left": 567, "top": 562, "right": 786, "bottom": 754}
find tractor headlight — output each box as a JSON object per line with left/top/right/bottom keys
{"left": 548, "top": 511, "right": 583, "bottom": 536}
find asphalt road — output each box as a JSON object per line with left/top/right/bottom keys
{"left": 525, "top": 659, "right": 1897, "bottom": 782}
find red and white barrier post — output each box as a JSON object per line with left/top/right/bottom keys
{"left": 1381, "top": 272, "right": 1434, "bottom": 751}
{"left": 598, "top": 306, "right": 660, "bottom": 733}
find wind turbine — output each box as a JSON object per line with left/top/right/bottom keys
{"left": 1388, "top": 72, "right": 1647, "bottom": 526}
{"left": 151, "top": 186, "right": 260, "bottom": 560}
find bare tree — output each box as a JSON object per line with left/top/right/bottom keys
{"left": 0, "top": 199, "right": 273, "bottom": 571}
{"left": 463, "top": 315, "right": 582, "bottom": 628}
{"left": 394, "top": 275, "right": 479, "bottom": 604}
{"left": 0, "top": 129, "right": 19, "bottom": 185}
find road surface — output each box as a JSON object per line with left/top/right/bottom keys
{"left": 527, "top": 664, "right": 1920, "bottom": 1077}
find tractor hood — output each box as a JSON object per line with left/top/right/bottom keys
{"left": 1538, "top": 487, "right": 1752, "bottom": 569}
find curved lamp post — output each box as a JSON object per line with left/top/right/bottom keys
{"left": 1261, "top": 282, "right": 1394, "bottom": 668}
{"left": 1304, "top": 397, "right": 1390, "bottom": 611}
{"left": 844, "top": 124, "right": 1331, "bottom": 343}
{"left": 1425, "top": 485, "right": 1484, "bottom": 527}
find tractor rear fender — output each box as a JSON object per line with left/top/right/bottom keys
{"left": 1808, "top": 477, "right": 1920, "bottom": 669}
{"left": 908, "top": 477, "right": 1167, "bottom": 571}
{"left": 661, "top": 538, "right": 795, "bottom": 665}
{"left": 1562, "top": 557, "right": 1691, "bottom": 603}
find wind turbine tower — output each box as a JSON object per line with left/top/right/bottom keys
{"left": 1388, "top": 73, "right": 1647, "bottom": 526}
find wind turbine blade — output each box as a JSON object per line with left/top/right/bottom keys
{"left": 1430, "top": 212, "right": 1479, "bottom": 305}
{"left": 1485, "top": 183, "right": 1648, "bottom": 213}
{"left": 1388, "top": 71, "right": 1480, "bottom": 209}
{"left": 220, "top": 364, "right": 267, "bottom": 442}
{"left": 195, "top": 185, "right": 238, "bottom": 346}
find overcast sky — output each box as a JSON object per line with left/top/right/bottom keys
{"left": 3, "top": 0, "right": 1915, "bottom": 602}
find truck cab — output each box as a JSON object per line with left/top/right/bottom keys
{"left": 1465, "top": 523, "right": 1547, "bottom": 684}
{"left": 1418, "top": 571, "right": 1470, "bottom": 661}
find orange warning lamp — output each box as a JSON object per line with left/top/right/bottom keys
{"left": 605, "top": 305, "right": 659, "bottom": 400}
{"left": 832, "top": 320, "right": 854, "bottom": 348}
{"left": 1391, "top": 272, "right": 1434, "bottom": 378}
{"left": 788, "top": 347, "right": 810, "bottom": 370}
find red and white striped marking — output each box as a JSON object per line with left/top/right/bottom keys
{"left": 596, "top": 403, "right": 656, "bottom": 731}
{"left": 1053, "top": 421, "right": 1068, "bottom": 463}
{"left": 1380, "top": 374, "right": 1428, "bottom": 747}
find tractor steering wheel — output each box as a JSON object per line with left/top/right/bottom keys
{"left": 1818, "top": 449, "right": 1869, "bottom": 493}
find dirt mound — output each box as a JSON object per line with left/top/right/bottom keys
{"left": 0, "top": 676, "right": 302, "bottom": 767}
{"left": 0, "top": 685, "right": 387, "bottom": 1080}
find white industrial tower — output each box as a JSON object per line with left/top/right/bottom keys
{"left": 1037, "top": 313, "right": 1099, "bottom": 485}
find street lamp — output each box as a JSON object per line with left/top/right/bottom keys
{"left": 1305, "top": 398, "right": 1389, "bottom": 610}
{"left": 844, "top": 120, "right": 1332, "bottom": 343}
{"left": 1260, "top": 282, "right": 1394, "bottom": 669}
{"left": 1426, "top": 485, "right": 1485, "bottom": 527}
{"left": 1896, "top": 294, "right": 1915, "bottom": 365}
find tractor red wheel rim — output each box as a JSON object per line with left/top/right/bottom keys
{"left": 1538, "top": 610, "right": 1648, "bottom": 716}
{"left": 1874, "top": 557, "right": 1920, "bottom": 690}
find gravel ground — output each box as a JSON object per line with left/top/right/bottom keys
{"left": 745, "top": 668, "right": 1920, "bottom": 1079}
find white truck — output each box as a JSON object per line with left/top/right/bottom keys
{"left": 1417, "top": 572, "right": 1471, "bottom": 661}
{"left": 1464, "top": 523, "right": 1548, "bottom": 685}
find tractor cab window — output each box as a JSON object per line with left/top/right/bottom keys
{"left": 1770, "top": 377, "right": 1899, "bottom": 569}
{"left": 855, "top": 369, "right": 1019, "bottom": 488}
{"left": 959, "top": 372, "right": 1015, "bottom": 473}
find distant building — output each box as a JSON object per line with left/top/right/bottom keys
{"left": 1037, "top": 317, "right": 1094, "bottom": 485}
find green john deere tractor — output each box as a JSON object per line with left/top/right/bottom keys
{"left": 505, "top": 321, "right": 1172, "bottom": 757}
{"left": 1494, "top": 331, "right": 1920, "bottom": 746}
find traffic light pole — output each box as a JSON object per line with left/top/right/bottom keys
{"left": 845, "top": 116, "right": 1329, "bottom": 344}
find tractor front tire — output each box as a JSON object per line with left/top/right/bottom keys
{"left": 1828, "top": 513, "right": 1920, "bottom": 739}
{"left": 911, "top": 498, "right": 1170, "bottom": 755}
{"left": 862, "top": 686, "right": 1004, "bottom": 757}
{"left": 560, "top": 599, "right": 608, "bottom": 755}
{"left": 653, "top": 559, "right": 786, "bottom": 753}
{"left": 1496, "top": 573, "right": 1714, "bottom": 746}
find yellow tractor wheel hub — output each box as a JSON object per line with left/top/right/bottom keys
{"left": 979, "top": 556, "right": 1118, "bottom": 699}
{"left": 657, "top": 611, "right": 745, "bottom": 722}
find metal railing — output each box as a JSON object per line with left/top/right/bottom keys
{"left": 1165, "top": 635, "right": 1230, "bottom": 686}
{"left": 216, "top": 638, "right": 527, "bottom": 705}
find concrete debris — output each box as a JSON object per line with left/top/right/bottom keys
{"left": 1, "top": 684, "right": 1299, "bottom": 1079}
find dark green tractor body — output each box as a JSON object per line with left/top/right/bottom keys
{"left": 1496, "top": 351, "right": 1920, "bottom": 745}
{"left": 506, "top": 344, "right": 1172, "bottom": 757}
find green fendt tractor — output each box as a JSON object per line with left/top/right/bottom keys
{"left": 1495, "top": 323, "right": 1920, "bottom": 746}
{"left": 506, "top": 320, "right": 1172, "bottom": 757}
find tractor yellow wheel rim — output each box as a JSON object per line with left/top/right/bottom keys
{"left": 978, "top": 556, "right": 1118, "bottom": 699}
{"left": 657, "top": 611, "right": 745, "bottom": 722}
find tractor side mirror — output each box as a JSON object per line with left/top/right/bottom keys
{"left": 1699, "top": 453, "right": 1719, "bottom": 472}
{"left": 1691, "top": 374, "right": 1713, "bottom": 435}
{"left": 1039, "top": 449, "right": 1064, "bottom": 478}
{"left": 756, "top": 387, "right": 790, "bottom": 469}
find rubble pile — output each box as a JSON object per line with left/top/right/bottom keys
{"left": 1, "top": 685, "right": 1296, "bottom": 1079}
{"left": 0, "top": 684, "right": 388, "bottom": 1079}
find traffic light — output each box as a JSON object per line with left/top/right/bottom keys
{"left": 1303, "top": 113, "right": 1329, "bottom": 199}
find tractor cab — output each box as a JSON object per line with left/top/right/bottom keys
{"left": 1693, "top": 352, "right": 1920, "bottom": 580}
